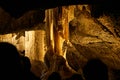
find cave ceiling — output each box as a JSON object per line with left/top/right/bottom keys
{"left": 0, "top": 0, "right": 120, "bottom": 34}
{"left": 0, "top": 0, "right": 119, "bottom": 18}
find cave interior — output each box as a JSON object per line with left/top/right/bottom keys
{"left": 0, "top": 0, "right": 120, "bottom": 80}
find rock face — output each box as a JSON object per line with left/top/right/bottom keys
{"left": 66, "top": 5, "right": 120, "bottom": 80}
{"left": 0, "top": 7, "right": 45, "bottom": 34}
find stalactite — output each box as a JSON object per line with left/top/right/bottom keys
{"left": 53, "top": 7, "right": 64, "bottom": 55}
{"left": 46, "top": 9, "right": 54, "bottom": 52}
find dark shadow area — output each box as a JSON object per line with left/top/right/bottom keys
{"left": 90, "top": 2, "right": 120, "bottom": 18}
{"left": 0, "top": 42, "right": 24, "bottom": 80}
{"left": 111, "top": 69, "right": 120, "bottom": 80}
{"left": 0, "top": 42, "right": 41, "bottom": 80}
{"left": 47, "top": 72, "right": 61, "bottom": 80}
{"left": 20, "top": 56, "right": 41, "bottom": 80}
{"left": 66, "top": 73, "right": 84, "bottom": 80}
{"left": 0, "top": 0, "right": 110, "bottom": 18}
{"left": 83, "top": 58, "right": 108, "bottom": 80}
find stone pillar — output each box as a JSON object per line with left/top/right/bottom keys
{"left": 53, "top": 6, "right": 69, "bottom": 56}
{"left": 45, "top": 9, "right": 54, "bottom": 51}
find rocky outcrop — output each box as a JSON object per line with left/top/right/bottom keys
{"left": 0, "top": 7, "right": 45, "bottom": 34}
{"left": 67, "top": 5, "right": 120, "bottom": 70}
{"left": 65, "top": 5, "right": 120, "bottom": 80}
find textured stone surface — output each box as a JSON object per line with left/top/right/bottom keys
{"left": 0, "top": 4, "right": 120, "bottom": 80}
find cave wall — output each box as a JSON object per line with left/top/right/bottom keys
{"left": 25, "top": 29, "right": 46, "bottom": 61}
{"left": 0, "top": 33, "right": 25, "bottom": 51}
{"left": 67, "top": 5, "right": 120, "bottom": 80}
